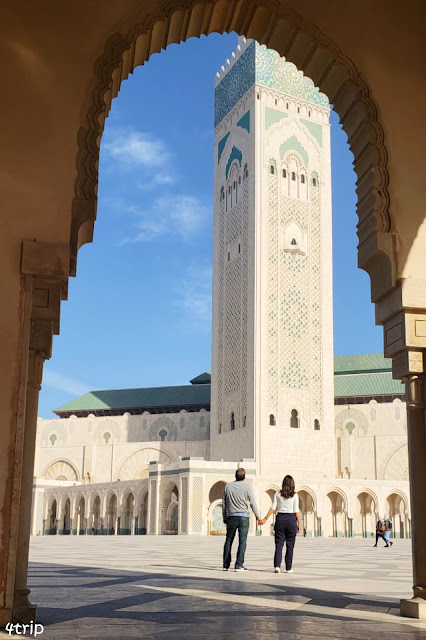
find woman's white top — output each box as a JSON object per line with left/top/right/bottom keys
{"left": 272, "top": 491, "right": 300, "bottom": 513}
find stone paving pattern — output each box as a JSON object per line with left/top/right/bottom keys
{"left": 4, "top": 536, "right": 426, "bottom": 639}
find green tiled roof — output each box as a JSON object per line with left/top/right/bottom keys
{"left": 190, "top": 371, "right": 211, "bottom": 385}
{"left": 334, "top": 353, "right": 392, "bottom": 374}
{"left": 334, "top": 372, "right": 404, "bottom": 398}
{"left": 54, "top": 384, "right": 211, "bottom": 414}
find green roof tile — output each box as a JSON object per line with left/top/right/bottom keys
{"left": 334, "top": 372, "right": 404, "bottom": 398}
{"left": 55, "top": 384, "right": 211, "bottom": 414}
{"left": 334, "top": 353, "right": 392, "bottom": 374}
{"left": 190, "top": 371, "right": 211, "bottom": 385}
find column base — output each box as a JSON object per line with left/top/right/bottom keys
{"left": 0, "top": 608, "right": 13, "bottom": 626}
{"left": 13, "top": 589, "right": 37, "bottom": 624}
{"left": 400, "top": 597, "right": 426, "bottom": 619}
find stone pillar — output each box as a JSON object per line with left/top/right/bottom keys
{"left": 400, "top": 373, "right": 426, "bottom": 619}
{"left": 13, "top": 320, "right": 52, "bottom": 623}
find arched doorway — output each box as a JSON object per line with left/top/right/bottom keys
{"left": 74, "top": 495, "right": 86, "bottom": 535}
{"left": 89, "top": 493, "right": 101, "bottom": 535}
{"left": 59, "top": 496, "right": 71, "bottom": 535}
{"left": 137, "top": 490, "right": 148, "bottom": 535}
{"left": 326, "top": 490, "right": 347, "bottom": 537}
{"left": 261, "top": 488, "right": 279, "bottom": 536}
{"left": 159, "top": 482, "right": 179, "bottom": 535}
{"left": 121, "top": 492, "right": 135, "bottom": 535}
{"left": 208, "top": 481, "right": 227, "bottom": 535}
{"left": 356, "top": 491, "right": 377, "bottom": 538}
{"left": 105, "top": 492, "right": 117, "bottom": 534}
{"left": 45, "top": 496, "right": 57, "bottom": 535}
{"left": 298, "top": 489, "right": 317, "bottom": 537}
{"left": 387, "top": 492, "right": 409, "bottom": 539}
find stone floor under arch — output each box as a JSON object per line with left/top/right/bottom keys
{"left": 8, "top": 535, "right": 425, "bottom": 639}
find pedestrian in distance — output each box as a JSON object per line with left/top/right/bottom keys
{"left": 222, "top": 468, "right": 260, "bottom": 572}
{"left": 259, "top": 475, "right": 301, "bottom": 573}
{"left": 374, "top": 517, "right": 392, "bottom": 547}
{"left": 382, "top": 515, "right": 393, "bottom": 547}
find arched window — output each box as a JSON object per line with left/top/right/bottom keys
{"left": 218, "top": 423, "right": 222, "bottom": 434}
{"left": 159, "top": 429, "right": 167, "bottom": 441}
{"left": 230, "top": 413, "right": 235, "bottom": 431}
{"left": 286, "top": 102, "right": 289, "bottom": 109}
{"left": 290, "top": 409, "right": 299, "bottom": 429}
{"left": 238, "top": 243, "right": 241, "bottom": 254}
{"left": 312, "top": 178, "right": 317, "bottom": 187}
{"left": 238, "top": 176, "right": 241, "bottom": 184}
{"left": 297, "top": 106, "right": 300, "bottom": 113}
{"left": 233, "top": 181, "right": 236, "bottom": 189}
{"left": 269, "top": 414, "right": 276, "bottom": 426}
{"left": 243, "top": 416, "right": 246, "bottom": 427}
{"left": 290, "top": 238, "right": 297, "bottom": 246}
{"left": 227, "top": 251, "right": 230, "bottom": 262}
{"left": 308, "top": 110, "right": 311, "bottom": 117}
{"left": 314, "top": 419, "right": 320, "bottom": 431}
{"left": 282, "top": 169, "right": 287, "bottom": 178}
{"left": 49, "top": 433, "right": 57, "bottom": 446}
{"left": 291, "top": 172, "right": 296, "bottom": 181}
{"left": 257, "top": 93, "right": 260, "bottom": 100}
{"left": 103, "top": 432, "right": 111, "bottom": 444}
{"left": 301, "top": 174, "right": 305, "bottom": 184}
{"left": 244, "top": 165, "right": 248, "bottom": 179}
{"left": 275, "top": 98, "right": 277, "bottom": 105}
{"left": 270, "top": 165, "right": 275, "bottom": 175}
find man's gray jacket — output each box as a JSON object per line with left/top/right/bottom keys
{"left": 222, "top": 480, "right": 260, "bottom": 520}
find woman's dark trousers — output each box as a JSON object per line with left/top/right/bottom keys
{"left": 274, "top": 513, "right": 298, "bottom": 570}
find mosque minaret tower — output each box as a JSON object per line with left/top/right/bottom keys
{"left": 210, "top": 38, "right": 335, "bottom": 481}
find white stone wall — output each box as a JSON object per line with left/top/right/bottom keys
{"left": 35, "top": 411, "right": 210, "bottom": 484}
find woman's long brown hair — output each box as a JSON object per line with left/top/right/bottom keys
{"left": 281, "top": 475, "right": 295, "bottom": 498}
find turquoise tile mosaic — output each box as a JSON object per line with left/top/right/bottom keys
{"left": 218, "top": 132, "right": 230, "bottom": 163}
{"left": 279, "top": 136, "right": 309, "bottom": 166}
{"left": 225, "top": 146, "right": 243, "bottom": 179}
{"left": 215, "top": 41, "right": 329, "bottom": 126}
{"left": 237, "top": 110, "right": 250, "bottom": 133}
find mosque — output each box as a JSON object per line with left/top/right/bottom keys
{"left": 32, "top": 39, "right": 410, "bottom": 541}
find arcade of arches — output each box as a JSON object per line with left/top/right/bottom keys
{"left": 1, "top": 0, "right": 425, "bottom": 625}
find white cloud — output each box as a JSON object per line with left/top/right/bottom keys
{"left": 172, "top": 265, "right": 212, "bottom": 330}
{"left": 121, "top": 195, "right": 211, "bottom": 244}
{"left": 102, "top": 130, "right": 175, "bottom": 186}
{"left": 42, "top": 369, "right": 92, "bottom": 397}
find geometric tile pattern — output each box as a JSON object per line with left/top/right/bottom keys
{"left": 191, "top": 477, "right": 203, "bottom": 533}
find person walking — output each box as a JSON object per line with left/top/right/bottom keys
{"left": 374, "top": 517, "right": 391, "bottom": 547}
{"left": 259, "top": 475, "right": 301, "bottom": 573}
{"left": 382, "top": 515, "right": 394, "bottom": 547}
{"left": 222, "top": 468, "right": 260, "bottom": 572}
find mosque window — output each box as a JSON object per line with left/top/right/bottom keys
{"left": 103, "top": 432, "right": 111, "bottom": 444}
{"left": 290, "top": 238, "right": 297, "bottom": 246}
{"left": 314, "top": 419, "right": 320, "bottom": 430}
{"left": 308, "top": 110, "right": 311, "bottom": 117}
{"left": 159, "top": 429, "right": 167, "bottom": 441}
{"left": 290, "top": 409, "right": 299, "bottom": 428}
{"left": 270, "top": 165, "right": 275, "bottom": 175}
{"left": 312, "top": 177, "right": 317, "bottom": 187}
{"left": 282, "top": 169, "right": 287, "bottom": 178}
{"left": 275, "top": 98, "right": 277, "bottom": 105}
{"left": 301, "top": 174, "right": 305, "bottom": 184}
{"left": 233, "top": 181, "right": 236, "bottom": 189}
{"left": 218, "top": 423, "right": 222, "bottom": 434}
{"left": 257, "top": 93, "right": 260, "bottom": 99}
{"left": 230, "top": 412, "right": 235, "bottom": 431}
{"left": 227, "top": 252, "right": 230, "bottom": 262}
{"left": 291, "top": 172, "right": 296, "bottom": 181}
{"left": 239, "top": 176, "right": 241, "bottom": 184}
{"left": 49, "top": 433, "right": 57, "bottom": 446}
{"left": 286, "top": 102, "right": 289, "bottom": 109}
{"left": 243, "top": 416, "right": 246, "bottom": 427}
{"left": 269, "top": 414, "right": 276, "bottom": 426}
{"left": 297, "top": 106, "right": 300, "bottom": 113}
{"left": 238, "top": 243, "right": 241, "bottom": 254}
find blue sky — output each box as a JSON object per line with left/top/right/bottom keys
{"left": 38, "top": 32, "right": 382, "bottom": 418}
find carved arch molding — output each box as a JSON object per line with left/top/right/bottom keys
{"left": 72, "top": 0, "right": 394, "bottom": 311}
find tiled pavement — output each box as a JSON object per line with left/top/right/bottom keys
{"left": 3, "top": 536, "right": 426, "bottom": 639}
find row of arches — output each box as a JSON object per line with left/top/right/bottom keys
{"left": 207, "top": 482, "right": 410, "bottom": 539}
{"left": 269, "top": 160, "right": 317, "bottom": 201}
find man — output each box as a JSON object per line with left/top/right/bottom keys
{"left": 374, "top": 517, "right": 389, "bottom": 547}
{"left": 222, "top": 468, "right": 260, "bottom": 571}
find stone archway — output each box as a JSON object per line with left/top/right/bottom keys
{"left": 326, "top": 489, "right": 348, "bottom": 538}
{"left": 120, "top": 492, "right": 135, "bottom": 535}
{"left": 137, "top": 490, "right": 149, "bottom": 535}
{"left": 298, "top": 488, "right": 317, "bottom": 537}
{"left": 74, "top": 495, "right": 86, "bottom": 535}
{"left": 387, "top": 491, "right": 409, "bottom": 539}
{"left": 45, "top": 496, "right": 58, "bottom": 536}
{"left": 105, "top": 492, "right": 118, "bottom": 534}
{"left": 208, "top": 481, "right": 227, "bottom": 535}
{"left": 356, "top": 490, "right": 378, "bottom": 539}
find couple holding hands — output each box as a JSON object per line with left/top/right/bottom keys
{"left": 222, "top": 468, "right": 301, "bottom": 573}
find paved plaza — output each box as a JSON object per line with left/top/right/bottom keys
{"left": 4, "top": 536, "right": 426, "bottom": 639}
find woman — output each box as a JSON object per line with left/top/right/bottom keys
{"left": 259, "top": 475, "right": 301, "bottom": 573}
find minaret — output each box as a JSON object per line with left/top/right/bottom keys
{"left": 211, "top": 38, "right": 335, "bottom": 481}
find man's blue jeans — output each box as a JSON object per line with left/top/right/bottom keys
{"left": 223, "top": 516, "right": 250, "bottom": 569}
